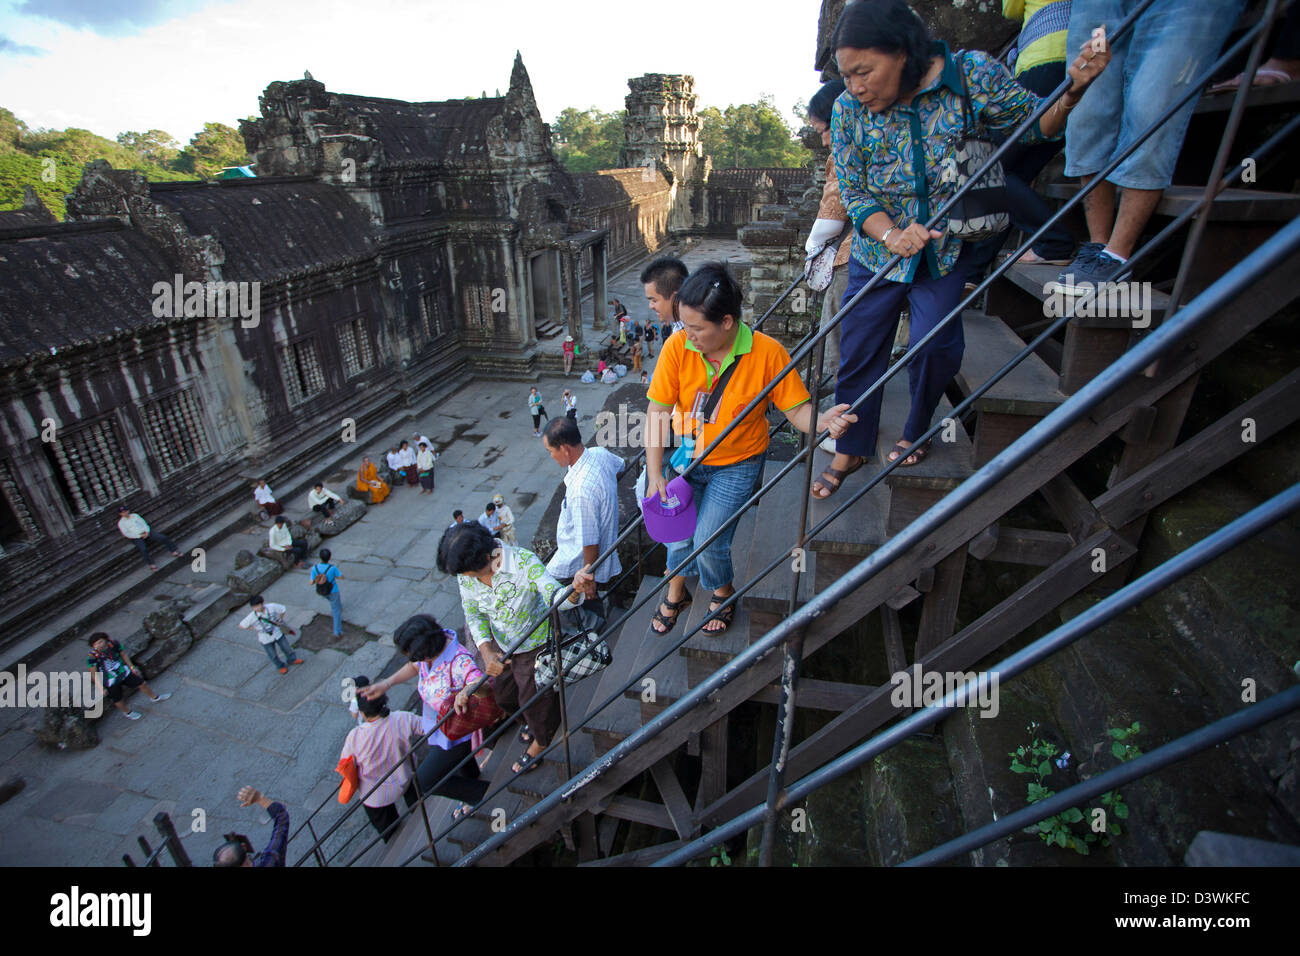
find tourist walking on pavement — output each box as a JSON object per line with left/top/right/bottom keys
{"left": 116, "top": 505, "right": 182, "bottom": 571}
{"left": 309, "top": 548, "right": 344, "bottom": 638}
{"left": 437, "top": 522, "right": 582, "bottom": 774}
{"left": 213, "top": 786, "right": 291, "bottom": 867}
{"left": 417, "top": 441, "right": 437, "bottom": 494}
{"left": 253, "top": 479, "right": 282, "bottom": 519}
{"left": 86, "top": 632, "right": 171, "bottom": 720}
{"left": 528, "top": 387, "right": 548, "bottom": 435}
{"left": 239, "top": 595, "right": 303, "bottom": 674}
{"left": 563, "top": 389, "right": 577, "bottom": 421}
{"left": 491, "top": 493, "right": 517, "bottom": 545}
{"left": 542, "top": 416, "right": 624, "bottom": 632}
{"left": 563, "top": 335, "right": 575, "bottom": 376}
{"left": 308, "top": 482, "right": 342, "bottom": 526}
{"left": 359, "top": 616, "right": 492, "bottom": 818}
{"left": 338, "top": 675, "right": 426, "bottom": 842}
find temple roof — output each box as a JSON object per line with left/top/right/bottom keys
{"left": 572, "top": 168, "right": 671, "bottom": 206}
{"left": 332, "top": 93, "right": 506, "bottom": 163}
{"left": 708, "top": 167, "right": 810, "bottom": 189}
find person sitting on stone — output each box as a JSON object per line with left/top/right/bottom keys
{"left": 356, "top": 455, "right": 391, "bottom": 504}
{"left": 86, "top": 631, "right": 171, "bottom": 722}
{"left": 385, "top": 445, "right": 406, "bottom": 486}
{"left": 253, "top": 479, "right": 282, "bottom": 520}
{"left": 116, "top": 505, "right": 182, "bottom": 571}
{"left": 267, "top": 514, "right": 308, "bottom": 568}
{"left": 308, "top": 482, "right": 342, "bottom": 526}
{"left": 397, "top": 440, "right": 419, "bottom": 487}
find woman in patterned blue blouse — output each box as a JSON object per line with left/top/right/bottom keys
{"left": 811, "top": 0, "right": 1110, "bottom": 497}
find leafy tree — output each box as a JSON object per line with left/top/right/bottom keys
{"left": 117, "top": 129, "right": 181, "bottom": 166}
{"left": 551, "top": 107, "right": 624, "bottom": 173}
{"left": 698, "top": 96, "right": 808, "bottom": 169}
{"left": 175, "top": 122, "right": 249, "bottom": 179}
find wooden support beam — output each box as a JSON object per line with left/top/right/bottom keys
{"left": 880, "top": 606, "right": 908, "bottom": 677}
{"left": 914, "top": 565, "right": 936, "bottom": 593}
{"left": 580, "top": 840, "right": 686, "bottom": 867}
{"left": 696, "top": 717, "right": 728, "bottom": 812}
{"left": 750, "top": 678, "right": 879, "bottom": 711}
{"left": 983, "top": 527, "right": 1074, "bottom": 566}
{"left": 968, "top": 523, "right": 999, "bottom": 560}
{"left": 651, "top": 759, "right": 697, "bottom": 840}
{"left": 601, "top": 796, "right": 675, "bottom": 830}
{"left": 887, "top": 584, "right": 922, "bottom": 610}
{"left": 916, "top": 545, "right": 968, "bottom": 659}
{"left": 1039, "top": 472, "right": 1103, "bottom": 542}
{"left": 575, "top": 814, "right": 600, "bottom": 863}
{"left": 1096, "top": 367, "right": 1300, "bottom": 527}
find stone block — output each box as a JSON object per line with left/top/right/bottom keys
{"left": 346, "top": 484, "right": 370, "bottom": 502}
{"left": 182, "top": 584, "right": 242, "bottom": 637}
{"left": 318, "top": 498, "right": 367, "bottom": 536}
{"left": 739, "top": 224, "right": 796, "bottom": 247}
{"left": 227, "top": 556, "right": 286, "bottom": 595}
{"left": 34, "top": 707, "right": 99, "bottom": 750}
{"left": 137, "top": 626, "right": 195, "bottom": 675}
{"left": 234, "top": 549, "right": 256, "bottom": 570}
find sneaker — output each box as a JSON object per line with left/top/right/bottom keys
{"left": 291, "top": 658, "right": 304, "bottom": 665}
{"left": 125, "top": 711, "right": 142, "bottom": 720}
{"left": 150, "top": 692, "right": 172, "bottom": 702}
{"left": 1046, "top": 244, "right": 1122, "bottom": 296}
{"left": 278, "top": 666, "right": 289, "bottom": 675}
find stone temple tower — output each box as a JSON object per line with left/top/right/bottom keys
{"left": 622, "top": 74, "right": 708, "bottom": 232}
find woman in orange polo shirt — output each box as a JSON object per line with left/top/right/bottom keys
{"left": 644, "top": 263, "right": 856, "bottom": 635}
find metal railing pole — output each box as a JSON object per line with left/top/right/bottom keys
{"left": 409, "top": 750, "right": 441, "bottom": 866}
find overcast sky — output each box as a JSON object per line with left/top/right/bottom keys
{"left": 0, "top": 0, "right": 827, "bottom": 145}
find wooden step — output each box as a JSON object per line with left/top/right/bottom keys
{"left": 999, "top": 260, "right": 1172, "bottom": 328}
{"left": 625, "top": 603, "right": 692, "bottom": 722}
{"left": 509, "top": 731, "right": 596, "bottom": 802}
{"left": 582, "top": 576, "right": 662, "bottom": 753}
{"left": 955, "top": 311, "right": 1067, "bottom": 466}
{"left": 448, "top": 739, "right": 527, "bottom": 853}
{"left": 742, "top": 461, "right": 818, "bottom": 613}
{"left": 1195, "top": 79, "right": 1300, "bottom": 114}
{"left": 1045, "top": 183, "right": 1300, "bottom": 222}
{"left": 805, "top": 453, "right": 890, "bottom": 557}
{"left": 873, "top": 371, "right": 974, "bottom": 536}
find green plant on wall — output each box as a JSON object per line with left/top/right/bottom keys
{"left": 1008, "top": 720, "right": 1141, "bottom": 855}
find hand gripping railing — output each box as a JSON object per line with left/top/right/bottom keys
{"left": 456, "top": 194, "right": 1300, "bottom": 867}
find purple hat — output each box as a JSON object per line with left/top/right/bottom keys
{"left": 641, "top": 476, "right": 697, "bottom": 544}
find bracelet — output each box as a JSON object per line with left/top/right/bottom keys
{"left": 881, "top": 226, "right": 895, "bottom": 244}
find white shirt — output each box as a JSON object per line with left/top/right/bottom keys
{"left": 414, "top": 435, "right": 432, "bottom": 451}
{"left": 268, "top": 524, "right": 294, "bottom": 551}
{"left": 548, "top": 446, "right": 624, "bottom": 582}
{"left": 253, "top": 484, "right": 276, "bottom": 505}
{"left": 564, "top": 394, "right": 577, "bottom": 412}
{"left": 386, "top": 451, "right": 403, "bottom": 470}
{"left": 478, "top": 511, "right": 501, "bottom": 533}
{"left": 308, "top": 487, "right": 341, "bottom": 507}
{"left": 240, "top": 602, "right": 288, "bottom": 644}
{"left": 417, "top": 449, "right": 435, "bottom": 470}
{"left": 494, "top": 504, "right": 515, "bottom": 527}
{"left": 117, "top": 514, "right": 149, "bottom": 538}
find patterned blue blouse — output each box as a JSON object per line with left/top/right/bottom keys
{"left": 832, "top": 41, "right": 1062, "bottom": 283}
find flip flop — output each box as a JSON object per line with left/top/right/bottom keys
{"left": 888, "top": 440, "right": 932, "bottom": 467}
{"left": 1208, "top": 67, "right": 1298, "bottom": 93}
{"left": 810, "top": 455, "right": 866, "bottom": 499}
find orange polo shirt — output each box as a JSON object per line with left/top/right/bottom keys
{"left": 647, "top": 324, "right": 810, "bottom": 466}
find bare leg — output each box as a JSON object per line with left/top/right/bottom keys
{"left": 1081, "top": 177, "right": 1117, "bottom": 245}
{"left": 1106, "top": 188, "right": 1163, "bottom": 259}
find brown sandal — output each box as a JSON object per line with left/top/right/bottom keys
{"left": 810, "top": 456, "right": 866, "bottom": 499}
{"left": 888, "top": 440, "right": 932, "bottom": 467}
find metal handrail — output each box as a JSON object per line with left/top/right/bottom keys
{"left": 653, "top": 480, "right": 1300, "bottom": 866}
{"left": 456, "top": 211, "right": 1300, "bottom": 866}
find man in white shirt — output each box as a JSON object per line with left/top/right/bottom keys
{"left": 384, "top": 446, "right": 405, "bottom": 486}
{"left": 541, "top": 417, "right": 624, "bottom": 631}
{"left": 491, "top": 493, "right": 516, "bottom": 545}
{"left": 267, "top": 515, "right": 307, "bottom": 568}
{"left": 416, "top": 441, "right": 438, "bottom": 493}
{"left": 477, "top": 502, "right": 502, "bottom": 534}
{"left": 117, "top": 505, "right": 182, "bottom": 570}
{"left": 308, "top": 482, "right": 342, "bottom": 525}
{"left": 252, "top": 480, "right": 282, "bottom": 519}
{"left": 396, "top": 440, "right": 418, "bottom": 487}
{"left": 238, "top": 595, "right": 303, "bottom": 674}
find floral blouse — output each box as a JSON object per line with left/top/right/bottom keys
{"left": 457, "top": 544, "right": 560, "bottom": 655}
{"left": 832, "top": 41, "right": 1060, "bottom": 283}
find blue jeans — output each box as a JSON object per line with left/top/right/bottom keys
{"left": 131, "top": 532, "right": 179, "bottom": 566}
{"left": 263, "top": 635, "right": 296, "bottom": 667}
{"left": 665, "top": 452, "right": 765, "bottom": 591}
{"left": 836, "top": 254, "right": 967, "bottom": 458}
{"left": 1064, "top": 0, "right": 1244, "bottom": 189}
{"left": 328, "top": 590, "right": 342, "bottom": 636}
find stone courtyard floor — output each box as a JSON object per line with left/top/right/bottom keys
{"left": 0, "top": 240, "right": 747, "bottom": 867}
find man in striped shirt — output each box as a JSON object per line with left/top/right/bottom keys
{"left": 541, "top": 416, "right": 624, "bottom": 631}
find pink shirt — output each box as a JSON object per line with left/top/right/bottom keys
{"left": 417, "top": 650, "right": 485, "bottom": 749}
{"left": 340, "top": 710, "right": 423, "bottom": 807}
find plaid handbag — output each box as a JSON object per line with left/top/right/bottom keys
{"left": 534, "top": 627, "right": 612, "bottom": 688}
{"left": 945, "top": 54, "right": 1010, "bottom": 242}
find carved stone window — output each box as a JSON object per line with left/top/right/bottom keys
{"left": 462, "top": 285, "right": 494, "bottom": 329}
{"left": 43, "top": 418, "right": 138, "bottom": 515}
{"left": 338, "top": 317, "right": 375, "bottom": 378}
{"left": 417, "top": 290, "right": 445, "bottom": 347}
{"left": 0, "top": 459, "right": 41, "bottom": 553}
{"left": 283, "top": 337, "right": 327, "bottom": 406}
{"left": 141, "top": 388, "right": 213, "bottom": 476}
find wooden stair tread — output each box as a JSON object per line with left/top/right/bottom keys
{"left": 625, "top": 606, "right": 692, "bottom": 706}
{"left": 805, "top": 452, "right": 890, "bottom": 556}
{"left": 874, "top": 371, "right": 974, "bottom": 491}
{"left": 1195, "top": 79, "right": 1300, "bottom": 115}
{"left": 509, "top": 731, "right": 596, "bottom": 800}
{"left": 999, "top": 261, "right": 1171, "bottom": 325}
{"left": 742, "top": 462, "right": 818, "bottom": 612}
{"left": 1044, "top": 182, "right": 1300, "bottom": 222}
{"left": 956, "top": 311, "right": 1067, "bottom": 417}
{"left": 582, "top": 576, "right": 661, "bottom": 737}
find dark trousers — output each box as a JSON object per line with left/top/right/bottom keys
{"left": 962, "top": 62, "right": 1076, "bottom": 278}
{"left": 312, "top": 500, "right": 337, "bottom": 518}
{"left": 836, "top": 254, "right": 967, "bottom": 458}
{"left": 493, "top": 646, "right": 561, "bottom": 748}
{"left": 364, "top": 783, "right": 419, "bottom": 843}
{"left": 566, "top": 409, "right": 577, "bottom": 421}
{"left": 131, "top": 532, "right": 178, "bottom": 566}
{"left": 419, "top": 470, "right": 435, "bottom": 491}
{"left": 415, "top": 740, "right": 490, "bottom": 805}
{"left": 290, "top": 539, "right": 308, "bottom": 562}
{"left": 555, "top": 576, "right": 607, "bottom": 633}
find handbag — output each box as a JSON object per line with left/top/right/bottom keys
{"left": 945, "top": 54, "right": 1010, "bottom": 242}
{"left": 435, "top": 656, "right": 505, "bottom": 739}
{"left": 534, "top": 627, "right": 612, "bottom": 687}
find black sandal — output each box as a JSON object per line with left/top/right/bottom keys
{"left": 518, "top": 726, "right": 534, "bottom": 746}
{"left": 651, "top": 592, "right": 693, "bottom": 635}
{"left": 512, "top": 751, "right": 541, "bottom": 774}
{"left": 705, "top": 594, "right": 736, "bottom": 634}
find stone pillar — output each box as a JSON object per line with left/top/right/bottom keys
{"left": 591, "top": 241, "right": 608, "bottom": 331}
{"left": 564, "top": 250, "right": 584, "bottom": 347}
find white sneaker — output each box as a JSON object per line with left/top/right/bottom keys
{"left": 124, "top": 711, "right": 142, "bottom": 721}
{"left": 151, "top": 692, "right": 172, "bottom": 702}
{"left": 819, "top": 436, "right": 836, "bottom": 455}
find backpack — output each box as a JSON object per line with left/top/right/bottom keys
{"left": 313, "top": 564, "right": 334, "bottom": 597}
